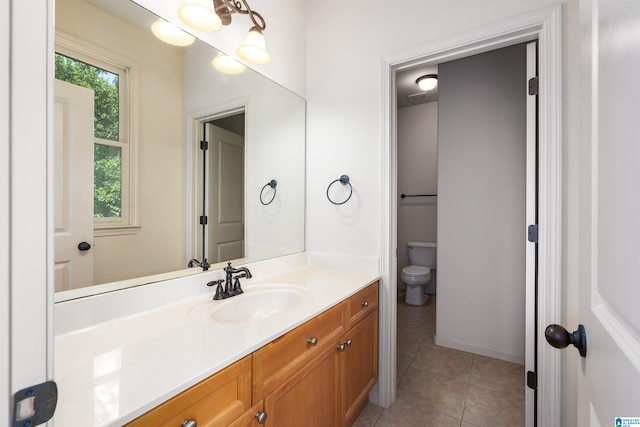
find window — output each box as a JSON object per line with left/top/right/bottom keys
{"left": 55, "top": 32, "right": 139, "bottom": 234}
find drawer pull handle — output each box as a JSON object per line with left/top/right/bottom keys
{"left": 362, "top": 301, "right": 369, "bottom": 308}
{"left": 307, "top": 337, "right": 318, "bottom": 346}
{"left": 337, "top": 343, "right": 346, "bottom": 352}
{"left": 182, "top": 419, "right": 197, "bottom": 427}
{"left": 255, "top": 411, "right": 268, "bottom": 424}
{"left": 344, "top": 339, "right": 352, "bottom": 347}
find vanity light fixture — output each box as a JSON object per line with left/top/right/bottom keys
{"left": 178, "top": 0, "right": 271, "bottom": 65}
{"left": 212, "top": 52, "right": 247, "bottom": 74}
{"left": 151, "top": 20, "right": 196, "bottom": 46}
{"left": 416, "top": 74, "right": 438, "bottom": 91}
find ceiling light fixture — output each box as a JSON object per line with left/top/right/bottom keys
{"left": 151, "top": 20, "right": 196, "bottom": 46}
{"left": 178, "top": 0, "right": 271, "bottom": 65}
{"left": 416, "top": 74, "right": 438, "bottom": 91}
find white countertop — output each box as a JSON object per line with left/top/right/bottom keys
{"left": 53, "top": 266, "right": 379, "bottom": 426}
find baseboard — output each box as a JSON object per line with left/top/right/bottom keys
{"left": 434, "top": 335, "right": 525, "bottom": 365}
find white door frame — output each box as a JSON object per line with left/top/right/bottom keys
{"left": 380, "top": 5, "right": 562, "bottom": 426}
{"left": 5, "top": 0, "right": 54, "bottom": 424}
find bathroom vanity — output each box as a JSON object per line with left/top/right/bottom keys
{"left": 53, "top": 265, "right": 379, "bottom": 426}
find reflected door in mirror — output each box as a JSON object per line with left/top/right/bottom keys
{"left": 206, "top": 123, "right": 244, "bottom": 262}
{"left": 54, "top": 79, "right": 95, "bottom": 292}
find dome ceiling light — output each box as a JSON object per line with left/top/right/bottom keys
{"left": 178, "top": 0, "right": 271, "bottom": 65}
{"left": 416, "top": 74, "right": 438, "bottom": 91}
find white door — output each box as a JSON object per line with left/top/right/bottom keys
{"left": 53, "top": 79, "right": 94, "bottom": 292}
{"left": 575, "top": 0, "right": 640, "bottom": 423}
{"left": 206, "top": 123, "right": 244, "bottom": 262}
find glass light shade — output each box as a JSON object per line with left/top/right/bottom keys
{"left": 151, "top": 20, "right": 195, "bottom": 46}
{"left": 417, "top": 75, "right": 438, "bottom": 91}
{"left": 212, "top": 53, "right": 247, "bottom": 74}
{"left": 237, "top": 30, "right": 272, "bottom": 65}
{"left": 178, "top": 0, "right": 222, "bottom": 32}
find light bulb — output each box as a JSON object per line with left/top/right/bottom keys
{"left": 178, "top": 0, "right": 222, "bottom": 32}
{"left": 151, "top": 20, "right": 195, "bottom": 46}
{"left": 237, "top": 29, "right": 271, "bottom": 65}
{"left": 212, "top": 53, "right": 247, "bottom": 75}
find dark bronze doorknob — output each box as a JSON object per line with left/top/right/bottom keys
{"left": 545, "top": 324, "right": 587, "bottom": 357}
{"left": 77, "top": 241, "right": 91, "bottom": 251}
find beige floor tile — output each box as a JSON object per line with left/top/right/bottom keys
{"left": 397, "top": 361, "right": 410, "bottom": 386}
{"left": 469, "top": 355, "right": 525, "bottom": 394}
{"left": 353, "top": 402, "right": 383, "bottom": 427}
{"left": 394, "top": 295, "right": 526, "bottom": 427}
{"left": 396, "top": 366, "right": 468, "bottom": 419}
{"left": 462, "top": 383, "right": 525, "bottom": 427}
{"left": 374, "top": 398, "right": 461, "bottom": 427}
{"left": 411, "top": 343, "right": 473, "bottom": 380}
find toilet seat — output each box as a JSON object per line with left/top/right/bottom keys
{"left": 401, "top": 265, "right": 431, "bottom": 277}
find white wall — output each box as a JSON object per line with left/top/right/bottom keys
{"left": 57, "top": 0, "right": 187, "bottom": 284}
{"left": 397, "top": 102, "right": 438, "bottom": 286}
{"left": 305, "top": 0, "right": 561, "bottom": 260}
{"left": 436, "top": 44, "right": 527, "bottom": 363}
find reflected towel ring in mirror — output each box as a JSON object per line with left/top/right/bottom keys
{"left": 260, "top": 179, "right": 277, "bottom": 205}
{"left": 327, "top": 175, "right": 352, "bottom": 205}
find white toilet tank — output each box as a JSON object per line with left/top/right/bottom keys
{"left": 407, "top": 241, "right": 437, "bottom": 268}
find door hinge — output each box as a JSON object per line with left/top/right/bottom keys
{"left": 199, "top": 215, "right": 208, "bottom": 225}
{"left": 528, "top": 77, "right": 539, "bottom": 95}
{"left": 200, "top": 140, "right": 208, "bottom": 150}
{"left": 526, "top": 371, "right": 537, "bottom": 390}
{"left": 528, "top": 224, "right": 538, "bottom": 243}
{"left": 12, "top": 381, "right": 58, "bottom": 427}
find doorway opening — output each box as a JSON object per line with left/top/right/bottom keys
{"left": 379, "top": 6, "right": 562, "bottom": 426}
{"left": 394, "top": 41, "right": 536, "bottom": 426}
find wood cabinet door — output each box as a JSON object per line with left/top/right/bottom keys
{"left": 341, "top": 310, "right": 378, "bottom": 427}
{"left": 264, "top": 344, "right": 340, "bottom": 427}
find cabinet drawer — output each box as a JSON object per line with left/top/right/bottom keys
{"left": 125, "top": 355, "right": 252, "bottom": 427}
{"left": 252, "top": 301, "right": 346, "bottom": 402}
{"left": 228, "top": 400, "right": 266, "bottom": 427}
{"left": 348, "top": 281, "right": 378, "bottom": 327}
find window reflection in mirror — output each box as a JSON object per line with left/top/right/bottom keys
{"left": 53, "top": 0, "right": 305, "bottom": 302}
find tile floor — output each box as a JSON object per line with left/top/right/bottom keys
{"left": 354, "top": 292, "right": 525, "bottom": 427}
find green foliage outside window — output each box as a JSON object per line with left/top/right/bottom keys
{"left": 55, "top": 53, "right": 123, "bottom": 218}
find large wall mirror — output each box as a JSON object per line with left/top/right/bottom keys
{"left": 54, "top": 0, "right": 305, "bottom": 302}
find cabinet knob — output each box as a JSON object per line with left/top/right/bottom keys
{"left": 337, "top": 343, "right": 346, "bottom": 352}
{"left": 344, "top": 339, "right": 352, "bottom": 347}
{"left": 182, "top": 419, "right": 197, "bottom": 427}
{"left": 254, "top": 411, "right": 267, "bottom": 424}
{"left": 307, "top": 337, "right": 318, "bottom": 346}
{"left": 361, "top": 301, "right": 369, "bottom": 308}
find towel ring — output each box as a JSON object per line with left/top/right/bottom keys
{"left": 260, "top": 179, "right": 277, "bottom": 205}
{"left": 327, "top": 175, "right": 352, "bottom": 205}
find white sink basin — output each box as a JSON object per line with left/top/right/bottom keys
{"left": 190, "top": 284, "right": 308, "bottom": 323}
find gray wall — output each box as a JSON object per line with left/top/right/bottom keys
{"left": 397, "top": 101, "right": 438, "bottom": 287}
{"left": 436, "top": 44, "right": 527, "bottom": 363}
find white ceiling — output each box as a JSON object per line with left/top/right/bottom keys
{"left": 396, "top": 64, "right": 439, "bottom": 108}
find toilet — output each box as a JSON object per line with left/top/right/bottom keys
{"left": 400, "top": 241, "right": 437, "bottom": 306}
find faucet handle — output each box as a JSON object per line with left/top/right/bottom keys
{"left": 232, "top": 275, "right": 245, "bottom": 296}
{"left": 206, "top": 279, "right": 224, "bottom": 287}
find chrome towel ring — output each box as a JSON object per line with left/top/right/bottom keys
{"left": 327, "top": 175, "right": 352, "bottom": 205}
{"left": 260, "top": 179, "right": 277, "bottom": 205}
